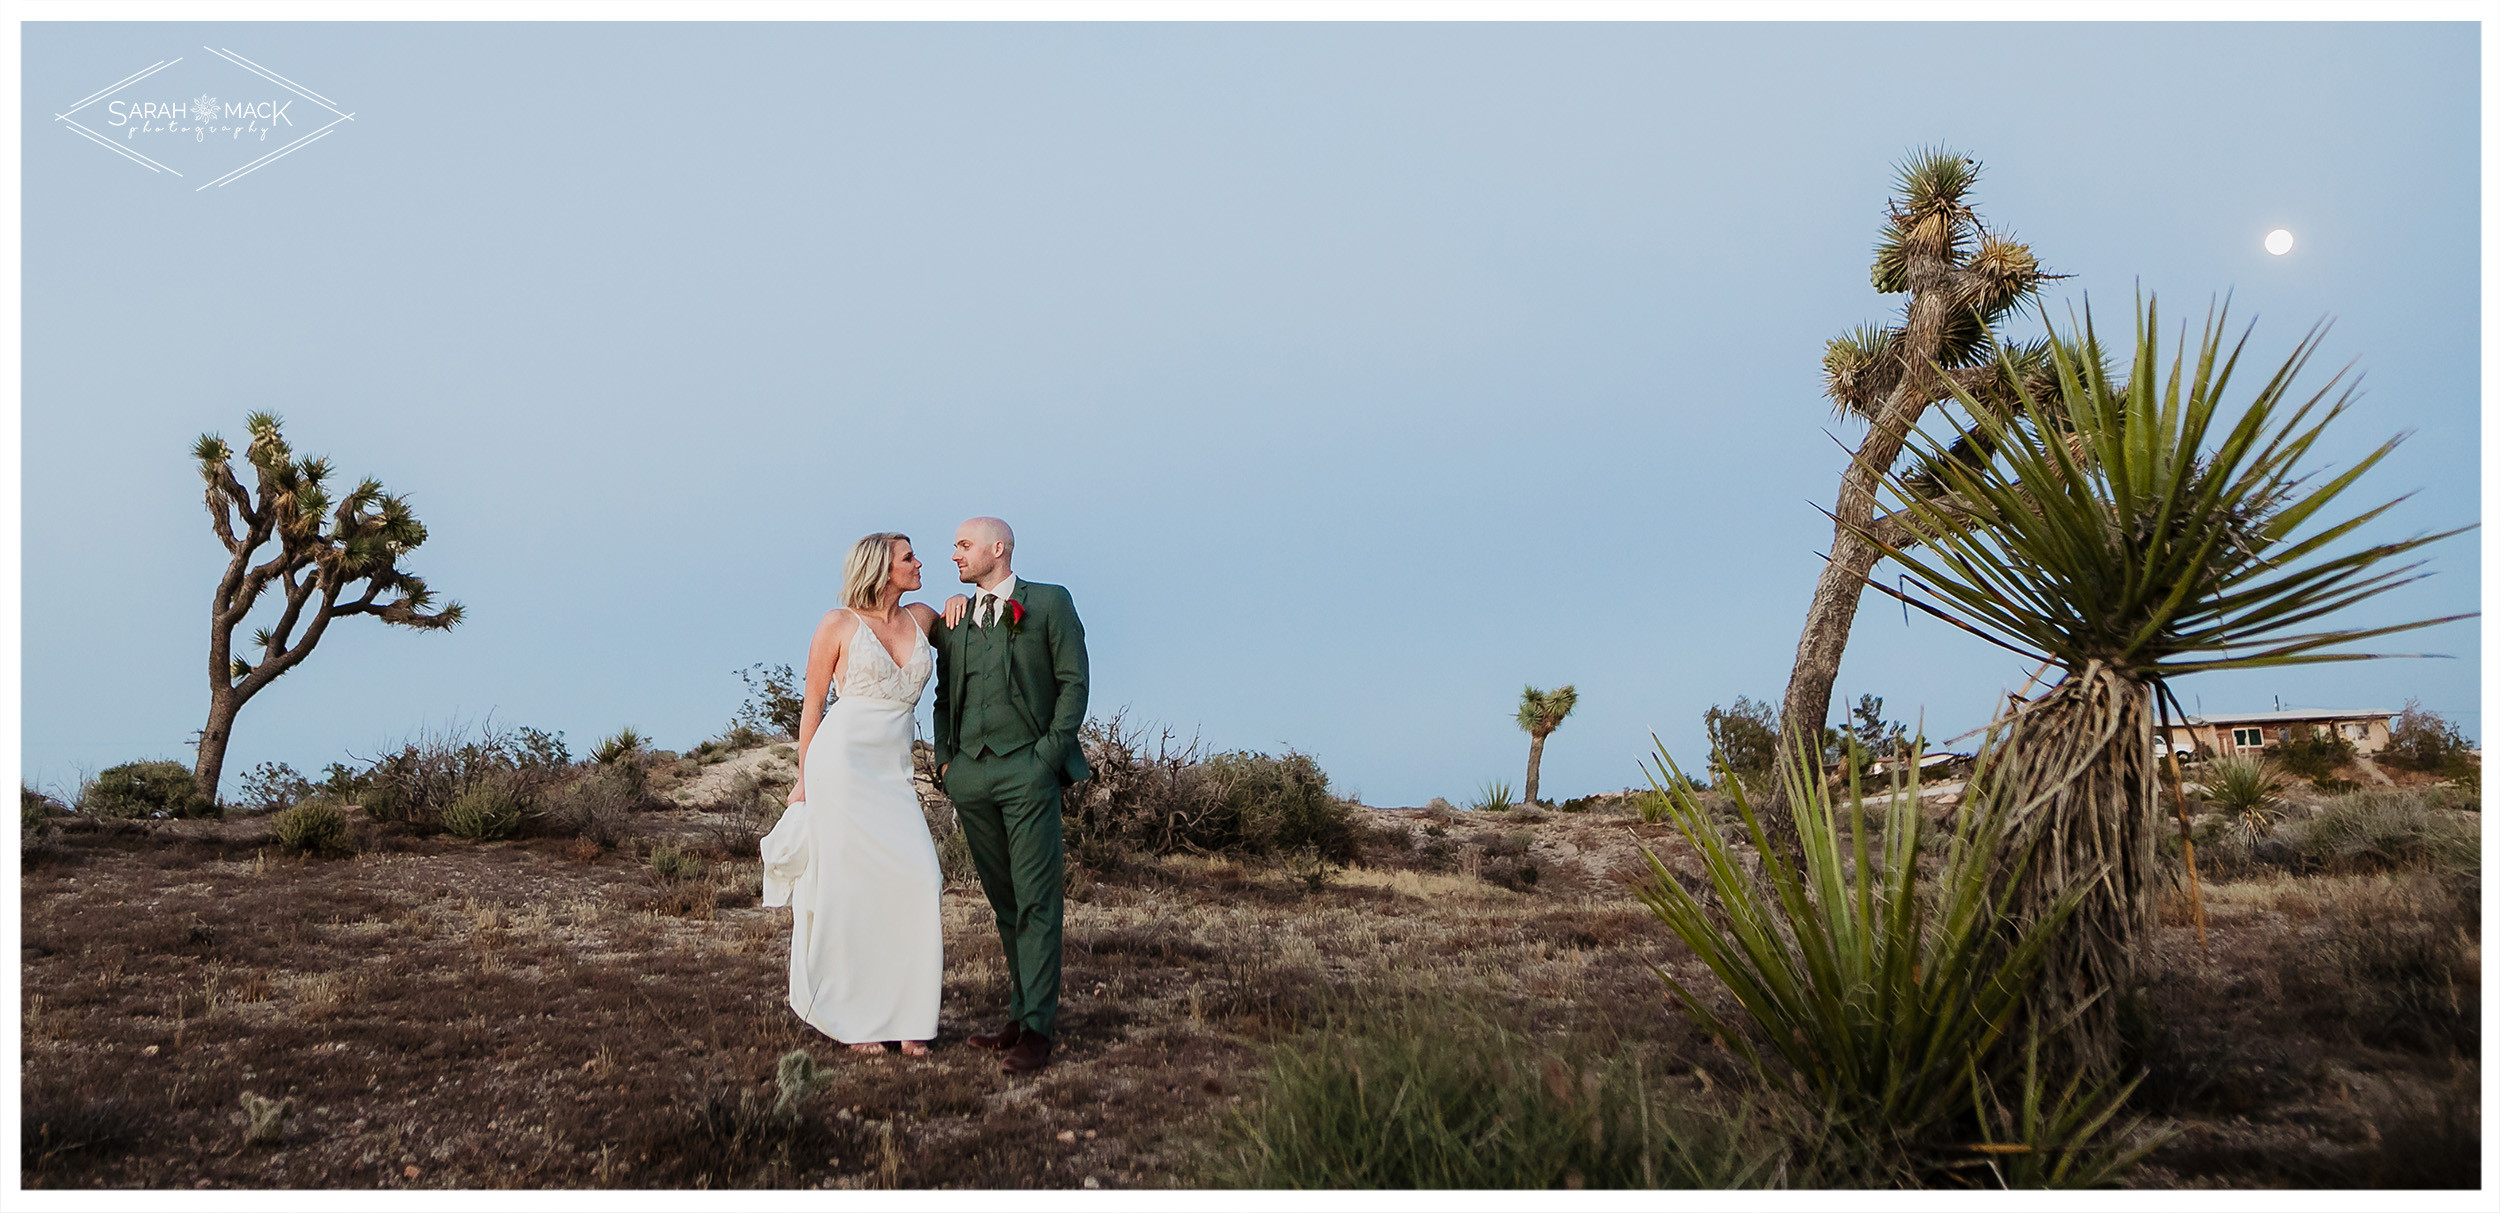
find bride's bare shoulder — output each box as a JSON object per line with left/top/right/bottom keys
{"left": 904, "top": 602, "right": 941, "bottom": 634}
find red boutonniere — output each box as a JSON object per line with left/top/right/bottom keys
{"left": 1005, "top": 599, "right": 1027, "bottom": 636}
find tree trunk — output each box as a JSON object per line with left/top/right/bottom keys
{"left": 1523, "top": 733, "right": 1547, "bottom": 806}
{"left": 1765, "top": 258, "right": 1962, "bottom": 841}
{"left": 1978, "top": 662, "right": 2160, "bottom": 1078}
{"left": 196, "top": 688, "right": 241, "bottom": 803}
{"left": 1774, "top": 538, "right": 1877, "bottom": 824}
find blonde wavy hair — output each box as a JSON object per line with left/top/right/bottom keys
{"left": 841, "top": 532, "right": 912, "bottom": 610}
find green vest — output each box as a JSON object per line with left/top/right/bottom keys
{"left": 957, "top": 616, "right": 1037, "bottom": 758}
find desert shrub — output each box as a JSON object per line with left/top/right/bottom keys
{"left": 649, "top": 842, "right": 703, "bottom": 882}
{"left": 735, "top": 663, "right": 805, "bottom": 739}
{"left": 1282, "top": 848, "right": 1341, "bottom": 893}
{"left": 1218, "top": 997, "right": 1784, "bottom": 1188}
{"left": 2269, "top": 732, "right": 2354, "bottom": 781}
{"left": 441, "top": 771, "right": 533, "bottom": 840}
{"left": 627, "top": 1081, "right": 869, "bottom": 1188}
{"left": 21, "top": 1087, "right": 153, "bottom": 1176}
{"left": 269, "top": 797, "right": 350, "bottom": 855}
{"left": 694, "top": 724, "right": 770, "bottom": 763}
{"left": 1702, "top": 696, "right": 1781, "bottom": 789}
{"left": 2381, "top": 700, "right": 2475, "bottom": 776}
{"left": 935, "top": 827, "right": 975, "bottom": 887}
{"left": 1061, "top": 713, "right": 1206, "bottom": 866}
{"left": 82, "top": 760, "right": 219, "bottom": 819}
{"left": 1633, "top": 738, "right": 2164, "bottom": 1186}
{"left": 2289, "top": 789, "right": 2478, "bottom": 874}
{"left": 541, "top": 764, "right": 646, "bottom": 850}
{"left": 1486, "top": 859, "right": 1542, "bottom": 891}
{"left": 1207, "top": 750, "right": 1358, "bottom": 861}
{"left": 2288, "top": 875, "right": 2479, "bottom": 1053}
{"left": 234, "top": 761, "right": 315, "bottom": 814}
{"left": 1064, "top": 713, "right": 1357, "bottom": 865}
{"left": 22, "top": 786, "right": 63, "bottom": 835}
{"left": 1558, "top": 795, "right": 1596, "bottom": 813}
{"left": 1467, "top": 779, "right": 1516, "bottom": 813}
{"left": 698, "top": 768, "right": 793, "bottom": 856}
{"left": 352, "top": 721, "right": 570, "bottom": 829}
{"left": 2335, "top": 1068, "right": 2481, "bottom": 1188}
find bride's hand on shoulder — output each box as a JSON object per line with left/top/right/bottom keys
{"left": 940, "top": 595, "right": 971, "bottom": 629}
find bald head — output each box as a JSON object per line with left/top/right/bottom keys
{"left": 952, "top": 517, "right": 1016, "bottom": 589}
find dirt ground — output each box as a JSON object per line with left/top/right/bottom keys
{"left": 17, "top": 773, "right": 2482, "bottom": 1189}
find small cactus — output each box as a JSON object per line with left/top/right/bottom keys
{"left": 774, "top": 1049, "right": 827, "bottom": 1116}
{"left": 240, "top": 1091, "right": 294, "bottom": 1146}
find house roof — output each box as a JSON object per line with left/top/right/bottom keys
{"left": 2171, "top": 709, "right": 2395, "bottom": 727}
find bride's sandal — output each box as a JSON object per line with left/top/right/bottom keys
{"left": 848, "top": 1042, "right": 888, "bottom": 1058}
{"left": 899, "top": 1040, "right": 931, "bottom": 1058}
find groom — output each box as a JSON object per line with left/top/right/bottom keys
{"left": 932, "top": 516, "right": 1089, "bottom": 1073}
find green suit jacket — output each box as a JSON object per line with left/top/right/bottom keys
{"left": 931, "top": 579, "right": 1092, "bottom": 787}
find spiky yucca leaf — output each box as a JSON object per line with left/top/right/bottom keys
{"left": 1824, "top": 326, "right": 1898, "bottom": 418}
{"left": 1871, "top": 148, "right": 1981, "bottom": 292}
{"left": 1865, "top": 296, "right": 2473, "bottom": 680}
{"left": 1633, "top": 732, "right": 2092, "bottom": 1167}
{"left": 1957, "top": 1025, "right": 2171, "bottom": 1189}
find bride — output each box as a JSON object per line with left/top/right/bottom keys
{"left": 760, "top": 532, "right": 945, "bottom": 1058}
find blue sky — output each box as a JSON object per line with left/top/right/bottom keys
{"left": 18, "top": 20, "right": 2480, "bottom": 804}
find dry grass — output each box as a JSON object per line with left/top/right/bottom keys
{"left": 17, "top": 780, "right": 2479, "bottom": 1189}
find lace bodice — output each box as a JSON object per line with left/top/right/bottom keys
{"left": 839, "top": 614, "right": 933, "bottom": 705}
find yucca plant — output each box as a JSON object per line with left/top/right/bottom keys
{"left": 1469, "top": 779, "right": 1517, "bottom": 813}
{"left": 1515, "top": 685, "right": 1579, "bottom": 807}
{"left": 2201, "top": 754, "right": 2284, "bottom": 837}
{"left": 1856, "top": 295, "right": 2473, "bottom": 1073}
{"left": 1633, "top": 737, "right": 2154, "bottom": 1184}
{"left": 1957, "top": 1025, "right": 2167, "bottom": 1189}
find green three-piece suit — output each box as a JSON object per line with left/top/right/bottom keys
{"left": 930, "top": 580, "right": 1089, "bottom": 1040}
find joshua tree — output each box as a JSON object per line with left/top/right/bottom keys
{"left": 193, "top": 413, "right": 463, "bottom": 800}
{"left": 1766, "top": 147, "right": 2058, "bottom": 836}
{"left": 1861, "top": 296, "right": 2471, "bottom": 1074}
{"left": 1515, "top": 685, "right": 1578, "bottom": 806}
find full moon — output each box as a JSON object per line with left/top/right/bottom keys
{"left": 2265, "top": 228, "right": 2295, "bottom": 256}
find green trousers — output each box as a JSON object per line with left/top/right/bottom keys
{"left": 946, "top": 745, "right": 1063, "bottom": 1038}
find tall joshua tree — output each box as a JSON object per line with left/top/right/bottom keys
{"left": 193, "top": 413, "right": 463, "bottom": 799}
{"left": 1516, "top": 685, "right": 1578, "bottom": 806}
{"left": 1864, "top": 297, "right": 2471, "bottom": 1074}
{"left": 1767, "top": 148, "right": 2057, "bottom": 833}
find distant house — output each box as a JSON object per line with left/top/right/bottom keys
{"left": 1865, "top": 751, "right": 1966, "bottom": 778}
{"left": 2160, "top": 709, "right": 2397, "bottom": 758}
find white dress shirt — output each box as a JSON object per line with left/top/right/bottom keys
{"left": 973, "top": 575, "right": 1019, "bottom": 627}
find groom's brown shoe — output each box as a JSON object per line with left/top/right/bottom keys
{"left": 967, "top": 1022, "right": 1024, "bottom": 1052}
{"left": 1000, "top": 1031, "right": 1053, "bottom": 1073}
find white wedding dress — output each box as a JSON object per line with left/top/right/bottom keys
{"left": 758, "top": 614, "right": 942, "bottom": 1044}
